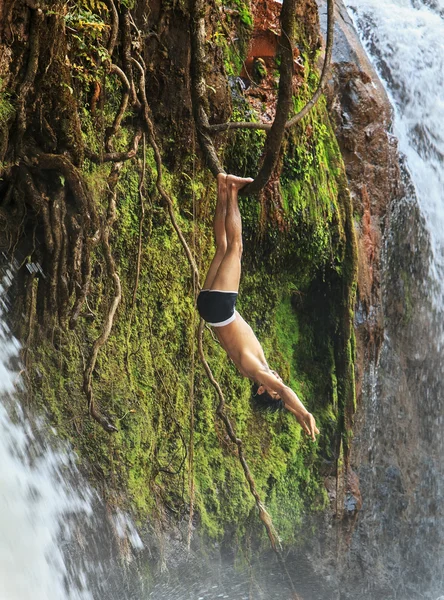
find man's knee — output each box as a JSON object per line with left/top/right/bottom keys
{"left": 227, "top": 238, "right": 243, "bottom": 258}
{"left": 215, "top": 239, "right": 228, "bottom": 256}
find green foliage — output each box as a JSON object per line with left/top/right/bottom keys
{"left": 64, "top": 2, "right": 109, "bottom": 87}
{"left": 226, "top": 0, "right": 253, "bottom": 28}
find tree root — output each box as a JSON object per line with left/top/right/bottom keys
{"left": 190, "top": 0, "right": 335, "bottom": 198}
{"left": 125, "top": 133, "right": 147, "bottom": 362}
{"left": 29, "top": 152, "right": 100, "bottom": 328}
{"left": 31, "top": 153, "right": 98, "bottom": 231}
{"left": 106, "top": 0, "right": 119, "bottom": 57}
{"left": 58, "top": 189, "right": 70, "bottom": 323}
{"left": 197, "top": 319, "right": 281, "bottom": 550}
{"left": 19, "top": 165, "right": 54, "bottom": 253}
{"left": 131, "top": 56, "right": 199, "bottom": 280}
{"left": 86, "top": 129, "right": 142, "bottom": 164}
{"left": 199, "top": 314, "right": 305, "bottom": 599}
{"left": 15, "top": 7, "right": 43, "bottom": 155}
{"left": 70, "top": 238, "right": 94, "bottom": 330}
{"left": 83, "top": 163, "right": 123, "bottom": 433}
{"left": 189, "top": 0, "right": 225, "bottom": 176}
{"left": 48, "top": 186, "right": 63, "bottom": 314}
{"left": 207, "top": 0, "right": 335, "bottom": 135}
{"left": 121, "top": 7, "right": 140, "bottom": 110}
{"left": 105, "top": 64, "right": 131, "bottom": 152}
{"left": 189, "top": 0, "right": 298, "bottom": 193}
{"left": 240, "top": 0, "right": 297, "bottom": 196}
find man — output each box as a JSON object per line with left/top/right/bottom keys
{"left": 197, "top": 173, "right": 319, "bottom": 441}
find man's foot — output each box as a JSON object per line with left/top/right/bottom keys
{"left": 226, "top": 174, "right": 254, "bottom": 191}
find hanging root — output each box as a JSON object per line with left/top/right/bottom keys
{"left": 15, "top": 7, "right": 43, "bottom": 155}
{"left": 105, "top": 64, "right": 131, "bottom": 152}
{"left": 31, "top": 153, "right": 98, "bottom": 231}
{"left": 132, "top": 44, "right": 300, "bottom": 585}
{"left": 28, "top": 152, "right": 100, "bottom": 328}
{"left": 86, "top": 129, "right": 142, "bottom": 164}
{"left": 190, "top": 0, "right": 335, "bottom": 197}
{"left": 197, "top": 320, "right": 281, "bottom": 551}
{"left": 131, "top": 56, "right": 199, "bottom": 280}
{"left": 125, "top": 133, "right": 147, "bottom": 364}
{"left": 19, "top": 165, "right": 54, "bottom": 253}
{"left": 83, "top": 163, "right": 123, "bottom": 433}
{"left": 189, "top": 0, "right": 297, "bottom": 194}
{"left": 121, "top": 7, "right": 140, "bottom": 110}
{"left": 105, "top": 0, "right": 119, "bottom": 57}
{"left": 48, "top": 186, "right": 63, "bottom": 314}
{"left": 189, "top": 0, "right": 225, "bottom": 176}
{"left": 198, "top": 321, "right": 305, "bottom": 594}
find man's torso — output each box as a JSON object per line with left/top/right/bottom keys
{"left": 214, "top": 312, "right": 268, "bottom": 379}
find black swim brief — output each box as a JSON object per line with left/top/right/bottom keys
{"left": 197, "top": 289, "right": 238, "bottom": 327}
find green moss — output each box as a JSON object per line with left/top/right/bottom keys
{"left": 24, "top": 1, "right": 357, "bottom": 552}
{"left": 216, "top": 0, "right": 253, "bottom": 76}
{"left": 224, "top": 101, "right": 266, "bottom": 177}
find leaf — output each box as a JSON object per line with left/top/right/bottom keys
{"left": 61, "top": 82, "right": 74, "bottom": 95}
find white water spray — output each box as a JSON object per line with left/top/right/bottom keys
{"left": 345, "top": 0, "right": 444, "bottom": 286}
{"left": 0, "top": 269, "right": 97, "bottom": 600}
{"left": 0, "top": 267, "right": 143, "bottom": 600}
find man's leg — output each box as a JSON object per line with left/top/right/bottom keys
{"left": 202, "top": 173, "right": 228, "bottom": 290}
{"left": 210, "top": 175, "right": 253, "bottom": 292}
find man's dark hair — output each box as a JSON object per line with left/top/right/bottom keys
{"left": 251, "top": 382, "right": 284, "bottom": 412}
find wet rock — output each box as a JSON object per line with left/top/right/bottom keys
{"left": 314, "top": 3, "right": 444, "bottom": 598}
{"left": 319, "top": 0, "right": 402, "bottom": 366}
{"left": 316, "top": 0, "right": 403, "bottom": 525}
{"left": 344, "top": 468, "right": 362, "bottom": 515}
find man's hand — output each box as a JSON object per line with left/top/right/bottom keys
{"left": 279, "top": 387, "right": 320, "bottom": 441}
{"left": 295, "top": 410, "right": 320, "bottom": 442}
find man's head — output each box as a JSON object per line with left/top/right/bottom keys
{"left": 251, "top": 380, "right": 284, "bottom": 412}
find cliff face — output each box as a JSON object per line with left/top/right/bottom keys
{"left": 319, "top": 0, "right": 403, "bottom": 518}
{"left": 4, "top": 0, "right": 434, "bottom": 593}
{"left": 318, "top": 2, "right": 444, "bottom": 596}
{"left": 0, "top": 0, "right": 358, "bottom": 562}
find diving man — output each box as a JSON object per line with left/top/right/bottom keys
{"left": 197, "top": 174, "right": 319, "bottom": 441}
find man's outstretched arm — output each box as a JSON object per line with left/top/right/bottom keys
{"left": 256, "top": 369, "right": 320, "bottom": 441}
{"left": 280, "top": 387, "right": 319, "bottom": 442}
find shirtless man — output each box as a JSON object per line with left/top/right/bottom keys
{"left": 197, "top": 173, "right": 319, "bottom": 441}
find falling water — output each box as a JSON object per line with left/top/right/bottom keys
{"left": 3, "top": 2, "right": 444, "bottom": 597}
{"left": 345, "top": 0, "right": 444, "bottom": 285}
{"left": 338, "top": 0, "right": 444, "bottom": 598}
{"left": 0, "top": 264, "right": 144, "bottom": 600}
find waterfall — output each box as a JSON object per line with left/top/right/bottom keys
{"left": 339, "top": 0, "right": 444, "bottom": 598}
{"left": 0, "top": 265, "right": 143, "bottom": 600}
{"left": 345, "top": 0, "right": 444, "bottom": 285}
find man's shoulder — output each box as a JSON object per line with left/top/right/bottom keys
{"left": 239, "top": 350, "right": 267, "bottom": 377}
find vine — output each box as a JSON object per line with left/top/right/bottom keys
{"left": 190, "top": 0, "right": 335, "bottom": 197}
